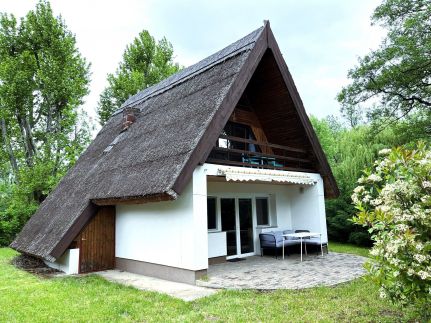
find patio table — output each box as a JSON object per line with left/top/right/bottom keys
{"left": 282, "top": 232, "right": 323, "bottom": 261}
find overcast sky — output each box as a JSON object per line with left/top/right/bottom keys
{"left": 1, "top": 0, "right": 384, "bottom": 124}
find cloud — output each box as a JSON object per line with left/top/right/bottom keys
{"left": 1, "top": 0, "right": 384, "bottom": 123}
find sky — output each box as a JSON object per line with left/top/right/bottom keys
{"left": 1, "top": 0, "right": 385, "bottom": 124}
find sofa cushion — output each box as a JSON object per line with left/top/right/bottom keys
{"left": 259, "top": 233, "right": 276, "bottom": 248}
{"left": 260, "top": 230, "right": 305, "bottom": 248}
{"left": 272, "top": 231, "right": 284, "bottom": 241}
{"left": 276, "top": 239, "right": 300, "bottom": 248}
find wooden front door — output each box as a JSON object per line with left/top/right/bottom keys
{"left": 78, "top": 206, "right": 115, "bottom": 273}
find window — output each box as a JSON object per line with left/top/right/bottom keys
{"left": 256, "top": 197, "right": 269, "bottom": 226}
{"left": 207, "top": 197, "right": 217, "bottom": 230}
{"left": 216, "top": 122, "right": 261, "bottom": 152}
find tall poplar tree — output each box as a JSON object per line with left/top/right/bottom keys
{"left": 0, "top": 1, "right": 91, "bottom": 245}
{"left": 97, "top": 30, "right": 180, "bottom": 124}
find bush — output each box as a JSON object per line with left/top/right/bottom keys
{"left": 352, "top": 142, "right": 431, "bottom": 318}
{"left": 0, "top": 161, "right": 61, "bottom": 246}
{"left": 347, "top": 231, "right": 371, "bottom": 246}
{"left": 326, "top": 199, "right": 371, "bottom": 246}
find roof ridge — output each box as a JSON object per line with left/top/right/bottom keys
{"left": 119, "top": 47, "right": 252, "bottom": 111}
{"left": 113, "top": 26, "right": 264, "bottom": 115}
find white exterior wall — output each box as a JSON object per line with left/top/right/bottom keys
{"left": 45, "top": 248, "right": 79, "bottom": 274}
{"left": 208, "top": 232, "right": 227, "bottom": 258}
{"left": 115, "top": 167, "right": 208, "bottom": 271}
{"left": 288, "top": 173, "right": 328, "bottom": 243}
{"left": 204, "top": 164, "right": 328, "bottom": 257}
{"left": 115, "top": 163, "right": 327, "bottom": 271}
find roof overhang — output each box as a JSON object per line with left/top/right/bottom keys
{"left": 91, "top": 192, "right": 176, "bottom": 206}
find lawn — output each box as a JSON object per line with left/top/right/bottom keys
{"left": 328, "top": 241, "right": 370, "bottom": 258}
{"left": 0, "top": 247, "right": 418, "bottom": 322}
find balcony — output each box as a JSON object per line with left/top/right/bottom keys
{"left": 207, "top": 134, "right": 314, "bottom": 172}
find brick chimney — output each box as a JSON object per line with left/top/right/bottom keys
{"left": 121, "top": 107, "right": 140, "bottom": 131}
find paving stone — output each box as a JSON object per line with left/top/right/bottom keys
{"left": 97, "top": 270, "right": 217, "bottom": 301}
{"left": 196, "top": 252, "right": 367, "bottom": 290}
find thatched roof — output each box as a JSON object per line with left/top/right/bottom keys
{"left": 11, "top": 22, "right": 338, "bottom": 261}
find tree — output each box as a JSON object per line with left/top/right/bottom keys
{"left": 97, "top": 31, "right": 180, "bottom": 124}
{"left": 340, "top": 104, "right": 363, "bottom": 128}
{"left": 0, "top": 1, "right": 91, "bottom": 245}
{"left": 310, "top": 115, "right": 428, "bottom": 245}
{"left": 338, "top": 0, "right": 431, "bottom": 128}
{"left": 352, "top": 143, "right": 431, "bottom": 319}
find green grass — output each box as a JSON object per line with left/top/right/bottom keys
{"left": 0, "top": 247, "right": 418, "bottom": 322}
{"left": 329, "top": 241, "right": 370, "bottom": 258}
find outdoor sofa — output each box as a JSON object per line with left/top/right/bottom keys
{"left": 259, "top": 229, "right": 327, "bottom": 258}
{"left": 259, "top": 230, "right": 300, "bottom": 258}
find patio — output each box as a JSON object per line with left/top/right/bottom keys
{"left": 197, "top": 252, "right": 367, "bottom": 290}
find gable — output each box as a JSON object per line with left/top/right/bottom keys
{"left": 201, "top": 51, "right": 338, "bottom": 197}
{"left": 246, "top": 50, "right": 315, "bottom": 151}
{"left": 173, "top": 24, "right": 338, "bottom": 198}
{"left": 206, "top": 49, "right": 320, "bottom": 174}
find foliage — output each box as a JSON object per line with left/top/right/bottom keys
{"left": 97, "top": 30, "right": 180, "bottom": 124}
{"left": 311, "top": 113, "right": 431, "bottom": 246}
{"left": 0, "top": 1, "right": 91, "bottom": 246}
{"left": 338, "top": 0, "right": 431, "bottom": 128}
{"left": 311, "top": 116, "right": 398, "bottom": 245}
{"left": 384, "top": 109, "right": 431, "bottom": 144}
{"left": 351, "top": 143, "right": 431, "bottom": 317}
{"left": 0, "top": 247, "right": 420, "bottom": 322}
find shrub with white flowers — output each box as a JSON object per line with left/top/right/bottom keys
{"left": 352, "top": 142, "right": 431, "bottom": 316}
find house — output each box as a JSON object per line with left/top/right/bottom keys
{"left": 11, "top": 21, "right": 338, "bottom": 285}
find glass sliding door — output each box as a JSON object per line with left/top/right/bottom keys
{"left": 220, "top": 197, "right": 255, "bottom": 257}
{"left": 220, "top": 198, "right": 237, "bottom": 256}
{"left": 238, "top": 199, "right": 254, "bottom": 254}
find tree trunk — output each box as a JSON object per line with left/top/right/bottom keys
{"left": 23, "top": 116, "right": 37, "bottom": 155}
{"left": 16, "top": 114, "right": 37, "bottom": 167}
{"left": 0, "top": 118, "right": 19, "bottom": 177}
{"left": 51, "top": 105, "right": 64, "bottom": 176}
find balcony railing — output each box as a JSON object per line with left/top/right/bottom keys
{"left": 207, "top": 135, "right": 314, "bottom": 172}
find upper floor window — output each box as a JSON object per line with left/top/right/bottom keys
{"left": 218, "top": 122, "right": 260, "bottom": 152}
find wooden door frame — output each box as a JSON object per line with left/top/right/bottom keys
{"left": 77, "top": 206, "right": 116, "bottom": 274}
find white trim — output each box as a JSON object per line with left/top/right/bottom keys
{"left": 226, "top": 252, "right": 255, "bottom": 260}
{"left": 207, "top": 194, "right": 271, "bottom": 257}
{"left": 206, "top": 193, "right": 273, "bottom": 233}
{"left": 234, "top": 198, "right": 241, "bottom": 256}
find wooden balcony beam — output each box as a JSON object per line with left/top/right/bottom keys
{"left": 212, "top": 146, "right": 311, "bottom": 164}
{"left": 218, "top": 135, "right": 307, "bottom": 154}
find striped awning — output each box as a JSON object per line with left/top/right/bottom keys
{"left": 217, "top": 167, "right": 317, "bottom": 185}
